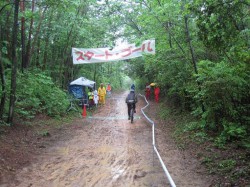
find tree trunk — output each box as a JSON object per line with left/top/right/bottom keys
{"left": 5, "top": 7, "right": 12, "bottom": 63}
{"left": 184, "top": 16, "right": 198, "bottom": 74}
{"left": 184, "top": 15, "right": 205, "bottom": 112}
{"left": 7, "top": 0, "right": 20, "bottom": 124}
{"left": 42, "top": 11, "right": 53, "bottom": 70}
{"left": 0, "top": 27, "right": 6, "bottom": 119}
{"left": 25, "top": 0, "right": 35, "bottom": 69}
{"left": 168, "top": 22, "right": 172, "bottom": 48}
{"left": 29, "top": 5, "right": 48, "bottom": 68}
{"left": 35, "top": 36, "right": 41, "bottom": 68}
{"left": 63, "top": 56, "right": 73, "bottom": 89}
{"left": 60, "top": 8, "right": 81, "bottom": 87}
{"left": 20, "top": 0, "right": 26, "bottom": 72}
{"left": 0, "top": 56, "right": 6, "bottom": 120}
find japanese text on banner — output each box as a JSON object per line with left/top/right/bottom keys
{"left": 72, "top": 39, "right": 155, "bottom": 64}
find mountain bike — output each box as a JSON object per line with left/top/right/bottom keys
{"left": 128, "top": 102, "right": 135, "bottom": 123}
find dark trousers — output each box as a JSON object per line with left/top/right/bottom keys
{"left": 88, "top": 99, "right": 94, "bottom": 107}
{"left": 127, "top": 103, "right": 135, "bottom": 117}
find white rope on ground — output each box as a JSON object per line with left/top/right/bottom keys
{"left": 139, "top": 94, "right": 176, "bottom": 187}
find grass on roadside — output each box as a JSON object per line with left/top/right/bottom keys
{"left": 158, "top": 102, "right": 250, "bottom": 186}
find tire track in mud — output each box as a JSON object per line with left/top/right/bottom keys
{"left": 7, "top": 92, "right": 168, "bottom": 187}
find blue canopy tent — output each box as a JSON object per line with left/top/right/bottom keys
{"left": 67, "top": 77, "right": 96, "bottom": 112}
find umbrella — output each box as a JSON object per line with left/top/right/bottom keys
{"left": 150, "top": 83, "right": 156, "bottom": 86}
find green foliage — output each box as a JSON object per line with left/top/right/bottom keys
{"left": 159, "top": 107, "right": 171, "bottom": 120}
{"left": 183, "top": 121, "right": 205, "bottom": 131}
{"left": 0, "top": 119, "right": 10, "bottom": 127}
{"left": 201, "top": 156, "right": 213, "bottom": 165}
{"left": 240, "top": 138, "right": 250, "bottom": 149}
{"left": 221, "top": 121, "right": 247, "bottom": 140}
{"left": 218, "top": 159, "right": 237, "bottom": 173}
{"left": 13, "top": 70, "right": 69, "bottom": 119}
{"left": 214, "top": 122, "right": 248, "bottom": 148}
{"left": 189, "top": 0, "right": 249, "bottom": 53}
{"left": 214, "top": 136, "right": 227, "bottom": 148}
{"left": 37, "top": 130, "right": 50, "bottom": 137}
{"left": 194, "top": 60, "right": 250, "bottom": 141}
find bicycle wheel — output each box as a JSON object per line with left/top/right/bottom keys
{"left": 130, "top": 107, "right": 134, "bottom": 123}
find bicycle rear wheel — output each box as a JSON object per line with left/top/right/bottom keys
{"left": 130, "top": 108, "right": 134, "bottom": 123}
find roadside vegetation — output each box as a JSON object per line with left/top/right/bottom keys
{"left": 159, "top": 101, "right": 250, "bottom": 185}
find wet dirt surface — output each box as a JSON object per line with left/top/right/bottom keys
{"left": 1, "top": 92, "right": 212, "bottom": 187}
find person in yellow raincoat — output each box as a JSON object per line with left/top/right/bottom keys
{"left": 98, "top": 83, "right": 106, "bottom": 105}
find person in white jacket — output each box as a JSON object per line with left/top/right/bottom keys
{"left": 93, "top": 90, "right": 99, "bottom": 107}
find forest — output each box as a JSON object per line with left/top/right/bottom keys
{"left": 0, "top": 0, "right": 249, "bottom": 186}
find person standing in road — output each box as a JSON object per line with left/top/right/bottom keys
{"left": 106, "top": 83, "right": 112, "bottom": 97}
{"left": 98, "top": 83, "right": 106, "bottom": 105}
{"left": 93, "top": 89, "right": 99, "bottom": 107}
{"left": 154, "top": 85, "right": 160, "bottom": 103}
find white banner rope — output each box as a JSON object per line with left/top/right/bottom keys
{"left": 139, "top": 94, "right": 176, "bottom": 187}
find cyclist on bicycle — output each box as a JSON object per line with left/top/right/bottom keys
{"left": 125, "top": 87, "right": 138, "bottom": 120}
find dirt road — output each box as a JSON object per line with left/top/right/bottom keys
{"left": 3, "top": 92, "right": 211, "bottom": 187}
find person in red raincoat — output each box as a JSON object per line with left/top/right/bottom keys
{"left": 106, "top": 83, "right": 112, "bottom": 97}
{"left": 154, "top": 85, "right": 160, "bottom": 103}
{"left": 145, "top": 83, "right": 151, "bottom": 100}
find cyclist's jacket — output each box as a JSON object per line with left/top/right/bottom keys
{"left": 125, "top": 92, "right": 138, "bottom": 104}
